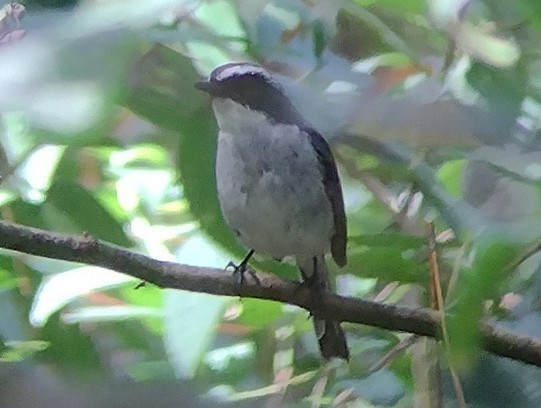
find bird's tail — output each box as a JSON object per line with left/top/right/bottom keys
{"left": 297, "top": 255, "right": 349, "bottom": 361}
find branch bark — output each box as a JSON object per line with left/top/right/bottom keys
{"left": 0, "top": 220, "right": 540, "bottom": 367}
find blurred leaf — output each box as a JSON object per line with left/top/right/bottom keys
{"left": 451, "top": 356, "right": 541, "bottom": 408}
{"left": 0, "top": 4, "right": 146, "bottom": 142}
{"left": 109, "top": 144, "right": 170, "bottom": 169}
{"left": 447, "top": 239, "right": 522, "bottom": 369}
{"left": 438, "top": 159, "right": 466, "bottom": 197}
{"left": 462, "top": 160, "right": 539, "bottom": 222}
{"left": 21, "top": 255, "right": 85, "bottom": 276}
{"left": 164, "top": 235, "right": 231, "bottom": 378}
{"left": 9, "top": 199, "right": 47, "bottom": 229}
{"left": 468, "top": 145, "right": 541, "bottom": 183}
{"left": 515, "top": 1, "right": 541, "bottom": 27}
{"left": 16, "top": 145, "right": 65, "bottom": 198}
{"left": 0, "top": 340, "right": 49, "bottom": 362}
{"left": 450, "top": 21, "right": 521, "bottom": 68}
{"left": 115, "top": 168, "right": 174, "bottom": 214}
{"left": 338, "top": 369, "right": 404, "bottom": 405}
{"left": 349, "top": 233, "right": 426, "bottom": 249}
{"left": 40, "top": 314, "right": 104, "bottom": 374}
{"left": 0, "top": 255, "right": 17, "bottom": 290}
{"left": 62, "top": 305, "right": 161, "bottom": 324}
{"left": 30, "top": 266, "right": 135, "bottom": 327}
{"left": 202, "top": 343, "right": 259, "bottom": 392}
{"left": 195, "top": 0, "right": 246, "bottom": 48}
{"left": 121, "top": 284, "right": 163, "bottom": 309}
{"left": 50, "top": 146, "right": 89, "bottom": 184}
{"left": 120, "top": 284, "right": 164, "bottom": 334}
{"left": 163, "top": 289, "right": 228, "bottom": 379}
{"left": 466, "top": 61, "right": 527, "bottom": 138}
{"left": 333, "top": 7, "right": 394, "bottom": 60}
{"left": 127, "top": 360, "right": 174, "bottom": 382}
{"left": 343, "top": 243, "right": 427, "bottom": 283}
{"left": 236, "top": 298, "right": 283, "bottom": 329}
{"left": 410, "top": 337, "right": 441, "bottom": 408}
{"left": 312, "top": 19, "right": 326, "bottom": 60}
{"left": 125, "top": 44, "right": 207, "bottom": 132}
{"left": 354, "top": 0, "right": 426, "bottom": 14}
{"left": 44, "top": 181, "right": 132, "bottom": 246}
{"left": 429, "top": 0, "right": 467, "bottom": 27}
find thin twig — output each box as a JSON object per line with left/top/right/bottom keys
{"left": 428, "top": 222, "right": 466, "bottom": 407}
{"left": 367, "top": 334, "right": 419, "bottom": 374}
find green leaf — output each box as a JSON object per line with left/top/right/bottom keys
{"left": 30, "top": 266, "right": 135, "bottom": 327}
{"left": 10, "top": 199, "right": 48, "bottom": 229}
{"left": 455, "top": 23, "right": 520, "bottom": 68}
{"left": 354, "top": 0, "right": 426, "bottom": 13}
{"left": 163, "top": 289, "right": 228, "bottom": 379}
{"left": 438, "top": 159, "right": 466, "bottom": 197}
{"left": 0, "top": 340, "right": 49, "bottom": 362}
{"left": 0, "top": 255, "right": 17, "bottom": 290}
{"left": 237, "top": 298, "right": 283, "bottom": 329}
{"left": 162, "top": 234, "right": 231, "bottom": 378}
{"left": 333, "top": 8, "right": 394, "bottom": 60}
{"left": 349, "top": 233, "right": 426, "bottom": 249}
{"left": 44, "top": 181, "right": 132, "bottom": 247}
{"left": 342, "top": 239, "right": 427, "bottom": 283}
{"left": 312, "top": 19, "right": 326, "bottom": 59}
{"left": 447, "top": 239, "right": 522, "bottom": 368}
{"left": 40, "top": 314, "right": 104, "bottom": 374}
{"left": 466, "top": 61, "right": 527, "bottom": 139}
{"left": 125, "top": 44, "right": 207, "bottom": 132}
{"left": 121, "top": 284, "right": 163, "bottom": 309}
{"left": 120, "top": 284, "right": 164, "bottom": 334}
{"left": 62, "top": 305, "right": 161, "bottom": 324}
{"left": 338, "top": 370, "right": 404, "bottom": 405}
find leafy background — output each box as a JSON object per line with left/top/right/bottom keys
{"left": 1, "top": 0, "right": 541, "bottom": 407}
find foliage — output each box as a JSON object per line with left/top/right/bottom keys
{"left": 1, "top": 0, "right": 541, "bottom": 407}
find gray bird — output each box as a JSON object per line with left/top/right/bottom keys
{"left": 196, "top": 62, "right": 349, "bottom": 360}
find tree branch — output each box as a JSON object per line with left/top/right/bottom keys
{"left": 0, "top": 220, "right": 539, "bottom": 367}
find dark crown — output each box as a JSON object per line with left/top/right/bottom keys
{"left": 198, "top": 62, "right": 305, "bottom": 126}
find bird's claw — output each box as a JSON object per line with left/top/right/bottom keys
{"left": 225, "top": 257, "right": 260, "bottom": 289}
{"left": 293, "top": 273, "right": 319, "bottom": 297}
{"left": 134, "top": 281, "right": 146, "bottom": 290}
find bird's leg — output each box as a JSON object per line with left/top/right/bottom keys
{"left": 298, "top": 257, "right": 320, "bottom": 289}
{"left": 134, "top": 281, "right": 147, "bottom": 289}
{"left": 296, "top": 257, "right": 326, "bottom": 319}
{"left": 226, "top": 249, "right": 259, "bottom": 287}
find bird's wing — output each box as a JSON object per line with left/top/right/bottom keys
{"left": 305, "top": 129, "right": 347, "bottom": 267}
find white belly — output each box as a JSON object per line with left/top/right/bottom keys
{"left": 213, "top": 100, "right": 334, "bottom": 260}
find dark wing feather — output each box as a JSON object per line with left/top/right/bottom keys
{"left": 305, "top": 129, "right": 347, "bottom": 267}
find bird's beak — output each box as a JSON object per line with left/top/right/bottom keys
{"left": 195, "top": 80, "right": 212, "bottom": 93}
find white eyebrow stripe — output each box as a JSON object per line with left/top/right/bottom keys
{"left": 215, "top": 64, "right": 269, "bottom": 81}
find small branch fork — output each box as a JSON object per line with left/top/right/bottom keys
{"left": 0, "top": 221, "right": 540, "bottom": 367}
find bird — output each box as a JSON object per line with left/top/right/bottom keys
{"left": 195, "top": 62, "right": 349, "bottom": 360}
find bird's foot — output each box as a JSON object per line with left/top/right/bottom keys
{"left": 298, "top": 257, "right": 324, "bottom": 290}
{"left": 293, "top": 273, "right": 320, "bottom": 299}
{"left": 300, "top": 272, "right": 319, "bottom": 289}
{"left": 225, "top": 249, "right": 260, "bottom": 289}
{"left": 134, "top": 281, "right": 147, "bottom": 289}
{"left": 226, "top": 260, "right": 260, "bottom": 287}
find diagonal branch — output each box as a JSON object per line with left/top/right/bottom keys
{"left": 0, "top": 220, "right": 540, "bottom": 367}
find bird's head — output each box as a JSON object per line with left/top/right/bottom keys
{"left": 196, "top": 62, "right": 303, "bottom": 126}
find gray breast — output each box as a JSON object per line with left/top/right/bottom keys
{"left": 213, "top": 98, "right": 334, "bottom": 260}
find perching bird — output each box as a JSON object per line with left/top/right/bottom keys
{"left": 196, "top": 62, "right": 349, "bottom": 360}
